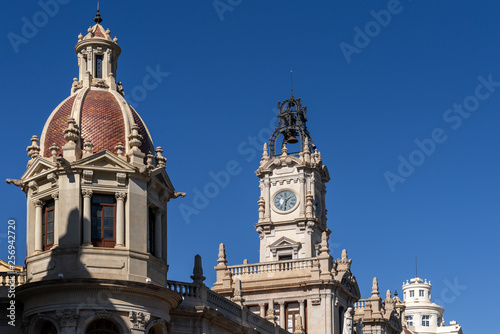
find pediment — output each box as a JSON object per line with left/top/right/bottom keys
{"left": 150, "top": 168, "right": 175, "bottom": 192}
{"left": 269, "top": 236, "right": 301, "bottom": 251}
{"left": 339, "top": 271, "right": 361, "bottom": 298}
{"left": 22, "top": 157, "right": 57, "bottom": 181}
{"left": 75, "top": 150, "right": 134, "bottom": 171}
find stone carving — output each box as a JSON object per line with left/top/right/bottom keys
{"left": 47, "top": 173, "right": 58, "bottom": 187}
{"left": 355, "top": 318, "right": 364, "bottom": 334}
{"left": 129, "top": 311, "right": 150, "bottom": 330}
{"left": 55, "top": 309, "right": 79, "bottom": 328}
{"left": 27, "top": 135, "right": 41, "bottom": 159}
{"left": 115, "top": 192, "right": 127, "bottom": 200}
{"left": 232, "top": 277, "right": 244, "bottom": 305}
{"left": 82, "top": 170, "right": 93, "bottom": 184}
{"left": 155, "top": 146, "right": 167, "bottom": 168}
{"left": 28, "top": 181, "right": 38, "bottom": 194}
{"left": 95, "top": 310, "right": 112, "bottom": 318}
{"left": 372, "top": 277, "right": 379, "bottom": 296}
{"left": 311, "top": 298, "right": 321, "bottom": 306}
{"left": 115, "top": 142, "right": 126, "bottom": 157}
{"left": 343, "top": 307, "right": 354, "bottom": 334}
{"left": 128, "top": 124, "right": 143, "bottom": 149}
{"left": 82, "top": 189, "right": 93, "bottom": 198}
{"left": 116, "top": 173, "right": 127, "bottom": 187}
{"left": 64, "top": 118, "right": 80, "bottom": 143}
{"left": 217, "top": 243, "right": 227, "bottom": 265}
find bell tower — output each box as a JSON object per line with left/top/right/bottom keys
{"left": 255, "top": 95, "right": 330, "bottom": 262}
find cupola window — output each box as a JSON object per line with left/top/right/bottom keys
{"left": 405, "top": 316, "right": 413, "bottom": 326}
{"left": 409, "top": 290, "right": 414, "bottom": 297}
{"left": 419, "top": 289, "right": 425, "bottom": 297}
{"left": 42, "top": 199, "right": 55, "bottom": 251}
{"left": 422, "top": 315, "right": 430, "bottom": 326}
{"left": 96, "top": 54, "right": 104, "bottom": 79}
{"left": 91, "top": 195, "right": 116, "bottom": 247}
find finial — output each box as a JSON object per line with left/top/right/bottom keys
{"left": 146, "top": 151, "right": 155, "bottom": 168}
{"left": 386, "top": 289, "right": 392, "bottom": 300}
{"left": 94, "top": 2, "right": 103, "bottom": 24}
{"left": 83, "top": 139, "right": 94, "bottom": 155}
{"left": 115, "top": 142, "right": 125, "bottom": 156}
{"left": 319, "top": 231, "right": 330, "bottom": 256}
{"left": 217, "top": 243, "right": 227, "bottom": 265}
{"left": 290, "top": 70, "right": 294, "bottom": 97}
{"left": 341, "top": 249, "right": 348, "bottom": 260}
{"left": 128, "top": 124, "right": 143, "bottom": 150}
{"left": 372, "top": 277, "right": 379, "bottom": 295}
{"left": 190, "top": 254, "right": 206, "bottom": 285}
{"left": 49, "top": 143, "right": 60, "bottom": 159}
{"left": 64, "top": 118, "right": 80, "bottom": 143}
{"left": 27, "top": 135, "right": 41, "bottom": 159}
{"left": 294, "top": 315, "right": 305, "bottom": 334}
{"left": 281, "top": 142, "right": 288, "bottom": 156}
{"left": 155, "top": 146, "right": 167, "bottom": 168}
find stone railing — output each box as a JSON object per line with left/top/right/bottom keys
{"left": 0, "top": 271, "right": 26, "bottom": 286}
{"left": 167, "top": 280, "right": 288, "bottom": 334}
{"left": 354, "top": 299, "right": 368, "bottom": 309}
{"left": 228, "top": 258, "right": 315, "bottom": 276}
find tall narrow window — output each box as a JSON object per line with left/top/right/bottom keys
{"left": 42, "top": 199, "right": 55, "bottom": 251}
{"left": 409, "top": 290, "right": 415, "bottom": 297}
{"left": 96, "top": 54, "right": 103, "bottom": 79}
{"left": 148, "top": 207, "right": 155, "bottom": 255}
{"left": 91, "top": 195, "right": 116, "bottom": 247}
{"left": 286, "top": 302, "right": 300, "bottom": 332}
{"left": 419, "top": 290, "right": 425, "bottom": 297}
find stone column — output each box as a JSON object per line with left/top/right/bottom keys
{"left": 51, "top": 193, "right": 59, "bottom": 246}
{"left": 299, "top": 299, "right": 306, "bottom": 327}
{"left": 299, "top": 171, "right": 305, "bottom": 215}
{"left": 154, "top": 208, "right": 163, "bottom": 259}
{"left": 264, "top": 177, "right": 271, "bottom": 220}
{"left": 34, "top": 200, "right": 44, "bottom": 252}
{"left": 82, "top": 190, "right": 93, "bottom": 246}
{"left": 279, "top": 301, "right": 286, "bottom": 329}
{"left": 326, "top": 293, "right": 332, "bottom": 334}
{"left": 115, "top": 192, "right": 127, "bottom": 247}
{"left": 259, "top": 303, "right": 266, "bottom": 318}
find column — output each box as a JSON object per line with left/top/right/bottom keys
{"left": 264, "top": 177, "right": 271, "bottom": 220}
{"left": 299, "top": 299, "right": 306, "bottom": 328}
{"left": 34, "top": 200, "right": 44, "bottom": 252}
{"left": 279, "top": 301, "right": 286, "bottom": 329}
{"left": 51, "top": 193, "right": 59, "bottom": 246}
{"left": 259, "top": 303, "right": 266, "bottom": 318}
{"left": 82, "top": 190, "right": 93, "bottom": 246}
{"left": 299, "top": 171, "right": 305, "bottom": 215}
{"left": 154, "top": 208, "right": 163, "bottom": 259}
{"left": 115, "top": 192, "right": 127, "bottom": 247}
{"left": 326, "top": 293, "right": 332, "bottom": 334}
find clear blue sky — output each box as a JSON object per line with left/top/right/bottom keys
{"left": 2, "top": 1, "right": 499, "bottom": 332}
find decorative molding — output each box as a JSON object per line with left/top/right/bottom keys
{"left": 82, "top": 170, "right": 93, "bottom": 184}
{"left": 116, "top": 172, "right": 127, "bottom": 187}
{"left": 51, "top": 192, "right": 59, "bottom": 200}
{"left": 95, "top": 310, "right": 113, "bottom": 318}
{"left": 129, "top": 311, "right": 150, "bottom": 330}
{"left": 82, "top": 189, "right": 93, "bottom": 198}
{"left": 28, "top": 180, "right": 38, "bottom": 194}
{"left": 55, "top": 309, "right": 79, "bottom": 327}
{"left": 311, "top": 299, "right": 321, "bottom": 306}
{"left": 47, "top": 173, "right": 58, "bottom": 187}
{"left": 33, "top": 199, "right": 44, "bottom": 207}
{"left": 115, "top": 192, "right": 127, "bottom": 200}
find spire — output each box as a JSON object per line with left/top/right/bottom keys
{"left": 190, "top": 254, "right": 206, "bottom": 285}
{"left": 371, "top": 277, "right": 380, "bottom": 296}
{"left": 94, "top": 2, "right": 103, "bottom": 24}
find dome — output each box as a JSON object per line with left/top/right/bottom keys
{"left": 40, "top": 89, "right": 153, "bottom": 158}
{"left": 37, "top": 11, "right": 154, "bottom": 160}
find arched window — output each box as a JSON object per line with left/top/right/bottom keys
{"left": 86, "top": 319, "right": 120, "bottom": 334}
{"left": 40, "top": 321, "right": 57, "bottom": 334}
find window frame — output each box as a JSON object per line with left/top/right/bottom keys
{"left": 422, "top": 315, "right": 430, "bottom": 327}
{"left": 42, "top": 199, "right": 55, "bottom": 251}
{"left": 405, "top": 315, "right": 413, "bottom": 326}
{"left": 91, "top": 195, "right": 117, "bottom": 248}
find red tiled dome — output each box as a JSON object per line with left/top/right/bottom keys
{"left": 40, "top": 89, "right": 153, "bottom": 158}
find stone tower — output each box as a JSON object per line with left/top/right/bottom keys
{"left": 10, "top": 10, "right": 183, "bottom": 333}
{"left": 213, "top": 94, "right": 361, "bottom": 334}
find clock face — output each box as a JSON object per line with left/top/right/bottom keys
{"left": 274, "top": 190, "right": 297, "bottom": 212}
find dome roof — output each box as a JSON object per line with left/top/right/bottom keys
{"left": 40, "top": 88, "right": 153, "bottom": 158}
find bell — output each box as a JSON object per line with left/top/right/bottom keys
{"left": 287, "top": 135, "right": 298, "bottom": 144}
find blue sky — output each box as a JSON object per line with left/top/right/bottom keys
{"left": 1, "top": 1, "right": 499, "bottom": 331}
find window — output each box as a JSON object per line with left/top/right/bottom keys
{"left": 286, "top": 302, "right": 300, "bottom": 333}
{"left": 437, "top": 317, "right": 442, "bottom": 327}
{"left": 419, "top": 290, "right": 425, "bottom": 297}
{"left": 405, "top": 316, "right": 413, "bottom": 326}
{"left": 86, "top": 319, "right": 120, "bottom": 334}
{"left": 279, "top": 254, "right": 293, "bottom": 261}
{"left": 42, "top": 199, "right": 55, "bottom": 250}
{"left": 409, "top": 290, "right": 414, "bottom": 297}
{"left": 428, "top": 291, "right": 431, "bottom": 298}
{"left": 41, "top": 320, "right": 57, "bottom": 334}
{"left": 422, "top": 315, "right": 430, "bottom": 327}
{"left": 148, "top": 207, "right": 156, "bottom": 255}
{"left": 91, "top": 195, "right": 116, "bottom": 247}
{"left": 96, "top": 55, "right": 104, "bottom": 79}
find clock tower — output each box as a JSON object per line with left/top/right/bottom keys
{"left": 255, "top": 95, "right": 330, "bottom": 262}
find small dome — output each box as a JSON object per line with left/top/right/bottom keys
{"left": 40, "top": 89, "right": 153, "bottom": 158}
